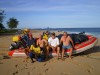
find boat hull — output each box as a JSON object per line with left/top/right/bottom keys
{"left": 8, "top": 35, "right": 97, "bottom": 57}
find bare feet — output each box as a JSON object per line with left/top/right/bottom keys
{"left": 61, "top": 58, "right": 65, "bottom": 61}
{"left": 69, "top": 56, "right": 73, "bottom": 59}
{"left": 57, "top": 58, "right": 60, "bottom": 60}
{"left": 24, "top": 56, "right": 29, "bottom": 62}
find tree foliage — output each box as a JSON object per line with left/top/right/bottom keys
{"left": 0, "top": 23, "right": 5, "bottom": 29}
{"left": 0, "top": 9, "right": 5, "bottom": 29}
{"left": 0, "top": 9, "right": 5, "bottom": 23}
{"left": 7, "top": 17, "right": 19, "bottom": 29}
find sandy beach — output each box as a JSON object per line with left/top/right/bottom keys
{"left": 0, "top": 30, "right": 100, "bottom": 75}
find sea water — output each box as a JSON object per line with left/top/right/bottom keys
{"left": 44, "top": 28, "right": 100, "bottom": 38}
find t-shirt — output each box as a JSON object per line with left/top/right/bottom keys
{"left": 48, "top": 37, "right": 59, "bottom": 47}
{"left": 27, "top": 38, "right": 36, "bottom": 47}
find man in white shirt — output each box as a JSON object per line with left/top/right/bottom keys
{"left": 48, "top": 32, "right": 60, "bottom": 59}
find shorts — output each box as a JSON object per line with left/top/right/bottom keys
{"left": 62, "top": 44, "right": 72, "bottom": 50}
{"left": 28, "top": 52, "right": 35, "bottom": 58}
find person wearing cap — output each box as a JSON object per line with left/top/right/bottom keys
{"left": 23, "top": 28, "right": 30, "bottom": 34}
{"left": 22, "top": 28, "right": 30, "bottom": 44}
{"left": 21, "top": 29, "right": 35, "bottom": 61}
{"left": 24, "top": 30, "right": 38, "bottom": 63}
{"left": 21, "top": 29, "right": 30, "bottom": 57}
{"left": 48, "top": 32, "right": 60, "bottom": 59}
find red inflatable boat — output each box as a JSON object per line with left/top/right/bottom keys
{"left": 52, "top": 35, "right": 97, "bottom": 56}
{"left": 8, "top": 35, "right": 97, "bottom": 57}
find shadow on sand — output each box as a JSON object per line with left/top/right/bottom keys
{"left": 76, "top": 46, "right": 100, "bottom": 55}
{"left": 73, "top": 46, "right": 100, "bottom": 60}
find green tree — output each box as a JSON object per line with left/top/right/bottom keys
{"left": 0, "top": 9, "right": 5, "bottom": 29}
{"left": 7, "top": 17, "right": 19, "bottom": 29}
{"left": 0, "top": 23, "right": 5, "bottom": 29}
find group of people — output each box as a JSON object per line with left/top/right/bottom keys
{"left": 22, "top": 29, "right": 74, "bottom": 63}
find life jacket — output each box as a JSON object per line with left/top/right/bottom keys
{"left": 30, "top": 45, "right": 41, "bottom": 54}
{"left": 43, "top": 34, "right": 49, "bottom": 41}
{"left": 12, "top": 35, "right": 21, "bottom": 42}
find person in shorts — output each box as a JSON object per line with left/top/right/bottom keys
{"left": 60, "top": 32, "right": 74, "bottom": 60}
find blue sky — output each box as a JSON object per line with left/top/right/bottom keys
{"left": 0, "top": 0, "right": 100, "bottom": 28}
